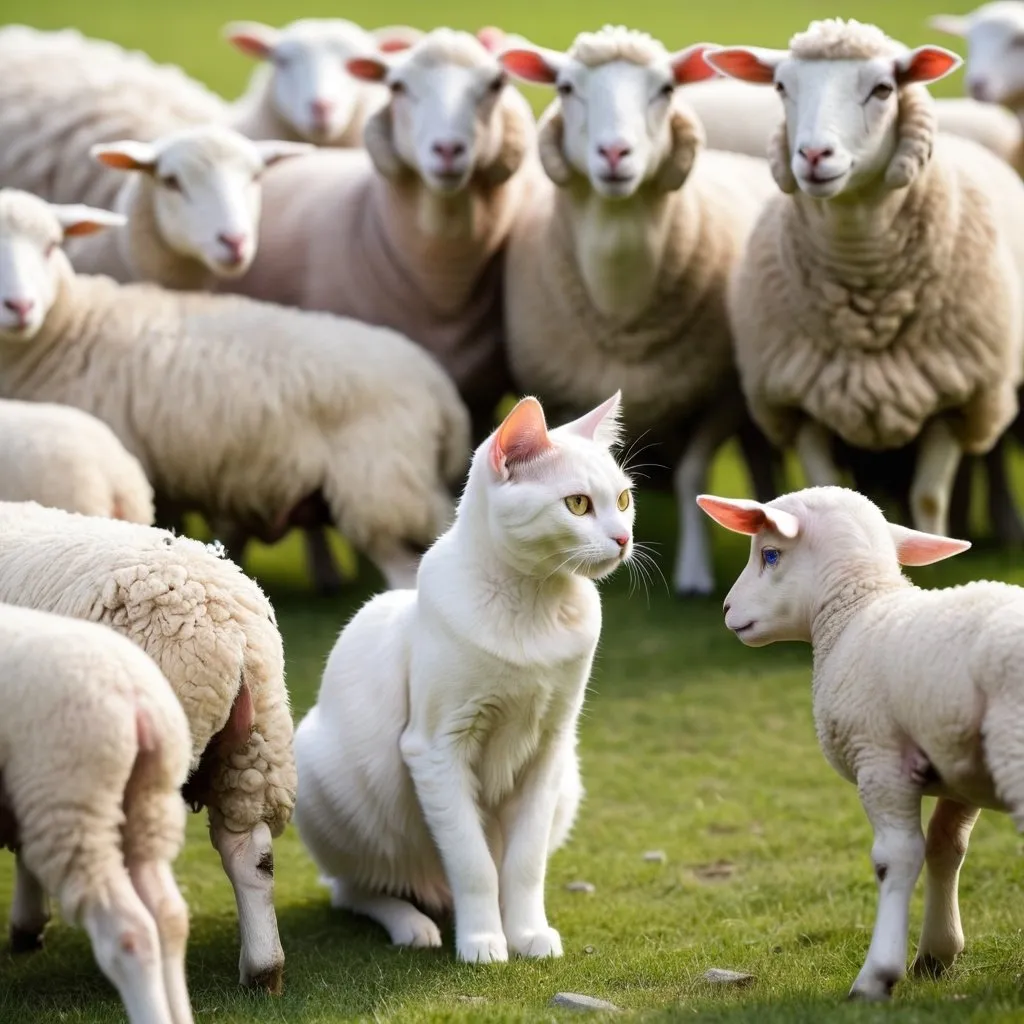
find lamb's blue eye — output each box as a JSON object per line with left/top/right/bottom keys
{"left": 761, "top": 547, "right": 780, "bottom": 568}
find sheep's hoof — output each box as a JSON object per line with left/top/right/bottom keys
{"left": 244, "top": 964, "right": 284, "bottom": 995}
{"left": 9, "top": 925, "right": 44, "bottom": 954}
{"left": 911, "top": 953, "right": 949, "bottom": 979}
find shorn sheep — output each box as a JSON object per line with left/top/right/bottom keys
{"left": 698, "top": 484, "right": 1020, "bottom": 1001}
{"left": 498, "top": 25, "right": 779, "bottom": 596}
{"left": 703, "top": 19, "right": 1024, "bottom": 539}
{"left": 215, "top": 27, "right": 538, "bottom": 440}
{"left": 0, "top": 500, "right": 294, "bottom": 993}
{"left": 0, "top": 601, "right": 193, "bottom": 1024}
{"left": 0, "top": 399, "right": 154, "bottom": 523}
{"left": 0, "top": 188, "right": 471, "bottom": 591}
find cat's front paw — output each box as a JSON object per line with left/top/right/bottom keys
{"left": 456, "top": 931, "right": 509, "bottom": 964}
{"left": 391, "top": 913, "right": 443, "bottom": 949}
{"left": 508, "top": 926, "right": 563, "bottom": 958}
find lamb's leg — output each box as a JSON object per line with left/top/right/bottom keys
{"left": 301, "top": 528, "right": 346, "bottom": 595}
{"left": 847, "top": 774, "right": 925, "bottom": 1002}
{"left": 911, "top": 799, "right": 980, "bottom": 978}
{"left": 9, "top": 854, "right": 50, "bottom": 952}
{"left": 326, "top": 876, "right": 441, "bottom": 948}
{"left": 794, "top": 420, "right": 841, "bottom": 486}
{"left": 910, "top": 418, "right": 964, "bottom": 537}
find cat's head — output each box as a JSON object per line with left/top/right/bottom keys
{"left": 471, "top": 391, "right": 634, "bottom": 580}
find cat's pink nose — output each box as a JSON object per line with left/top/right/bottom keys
{"left": 614, "top": 534, "right": 630, "bottom": 548}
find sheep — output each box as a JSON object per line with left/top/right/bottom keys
{"left": 0, "top": 601, "right": 193, "bottom": 1024}
{"left": 0, "top": 498, "right": 294, "bottom": 993}
{"left": 0, "top": 399, "right": 154, "bottom": 523}
{"left": 701, "top": 19, "right": 1024, "bottom": 541}
{"left": 223, "top": 18, "right": 423, "bottom": 146}
{"left": 212, "top": 27, "right": 539, "bottom": 441}
{"left": 497, "top": 26, "right": 781, "bottom": 595}
{"left": 0, "top": 188, "right": 471, "bottom": 592}
{"left": 696, "top": 483, "right": 1022, "bottom": 1000}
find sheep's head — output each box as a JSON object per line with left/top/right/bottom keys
{"left": 500, "top": 26, "right": 716, "bottom": 197}
{"left": 705, "top": 19, "right": 961, "bottom": 198}
{"left": 0, "top": 189, "right": 124, "bottom": 340}
{"left": 696, "top": 486, "right": 971, "bottom": 647}
{"left": 930, "top": 2, "right": 1024, "bottom": 108}
{"left": 91, "top": 126, "right": 311, "bottom": 277}
{"left": 347, "top": 27, "right": 530, "bottom": 193}
{"left": 223, "top": 18, "right": 422, "bottom": 143}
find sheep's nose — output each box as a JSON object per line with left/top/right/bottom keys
{"left": 217, "top": 233, "right": 247, "bottom": 264}
{"left": 3, "top": 297, "right": 34, "bottom": 322}
{"left": 798, "top": 146, "right": 833, "bottom": 167}
{"left": 431, "top": 140, "right": 467, "bottom": 168}
{"left": 597, "top": 141, "right": 632, "bottom": 171}
{"left": 310, "top": 98, "right": 333, "bottom": 126}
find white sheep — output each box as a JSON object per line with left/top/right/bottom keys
{"left": 223, "top": 18, "right": 423, "bottom": 146}
{"left": 212, "top": 27, "right": 538, "bottom": 439}
{"left": 0, "top": 188, "right": 471, "bottom": 591}
{"left": 697, "top": 483, "right": 1019, "bottom": 1001}
{"left": 0, "top": 498, "right": 293, "bottom": 993}
{"left": 0, "top": 399, "right": 154, "bottom": 523}
{"left": 0, "top": 601, "right": 193, "bottom": 1024}
{"left": 702, "top": 19, "right": 1024, "bottom": 540}
{"left": 497, "top": 26, "right": 780, "bottom": 595}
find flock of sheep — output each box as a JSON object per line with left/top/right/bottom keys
{"left": 2, "top": 2, "right": 1024, "bottom": 1020}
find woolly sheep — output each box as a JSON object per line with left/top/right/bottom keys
{"left": 213, "top": 27, "right": 538, "bottom": 439}
{"left": 0, "top": 601, "right": 193, "bottom": 1024}
{"left": 497, "top": 26, "right": 780, "bottom": 595}
{"left": 0, "top": 499, "right": 293, "bottom": 992}
{"left": 703, "top": 19, "right": 1024, "bottom": 539}
{"left": 0, "top": 188, "right": 471, "bottom": 591}
{"left": 0, "top": 399, "right": 154, "bottom": 523}
{"left": 697, "top": 484, "right": 1020, "bottom": 1000}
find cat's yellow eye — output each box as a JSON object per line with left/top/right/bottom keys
{"left": 617, "top": 489, "right": 631, "bottom": 512}
{"left": 565, "top": 494, "right": 590, "bottom": 516}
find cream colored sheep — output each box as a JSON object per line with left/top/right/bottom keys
{"left": 0, "top": 188, "right": 470, "bottom": 591}
{"left": 0, "top": 398, "right": 154, "bottom": 522}
{"left": 703, "top": 19, "right": 1024, "bottom": 539}
{"left": 498, "top": 26, "right": 779, "bottom": 595}
{"left": 0, "top": 601, "right": 193, "bottom": 1024}
{"left": 698, "top": 484, "right": 1020, "bottom": 1001}
{"left": 0, "top": 499, "right": 294, "bottom": 993}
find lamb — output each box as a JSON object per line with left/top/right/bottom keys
{"left": 0, "top": 601, "right": 193, "bottom": 1024}
{"left": 0, "top": 399, "right": 154, "bottom": 523}
{"left": 0, "top": 499, "right": 294, "bottom": 993}
{"left": 213, "top": 27, "right": 539, "bottom": 440}
{"left": 697, "top": 483, "right": 1022, "bottom": 1000}
{"left": 0, "top": 188, "right": 471, "bottom": 591}
{"left": 702, "top": 19, "right": 1024, "bottom": 540}
{"left": 497, "top": 26, "right": 780, "bottom": 595}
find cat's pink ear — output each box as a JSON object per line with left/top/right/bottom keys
{"left": 562, "top": 390, "right": 624, "bottom": 448}
{"left": 490, "top": 396, "right": 553, "bottom": 477}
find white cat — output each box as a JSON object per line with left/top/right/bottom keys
{"left": 292, "top": 390, "right": 634, "bottom": 963}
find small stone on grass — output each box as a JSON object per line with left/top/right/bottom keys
{"left": 643, "top": 850, "right": 667, "bottom": 863}
{"left": 457, "top": 995, "right": 487, "bottom": 1004}
{"left": 564, "top": 880, "right": 596, "bottom": 893}
{"left": 550, "top": 992, "right": 621, "bottom": 1012}
{"left": 703, "top": 968, "right": 755, "bottom": 987}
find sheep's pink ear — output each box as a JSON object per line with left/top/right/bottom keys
{"left": 703, "top": 46, "right": 786, "bottom": 85}
{"left": 372, "top": 25, "right": 422, "bottom": 53}
{"left": 697, "top": 495, "right": 800, "bottom": 539}
{"left": 90, "top": 140, "right": 158, "bottom": 173}
{"left": 499, "top": 45, "right": 563, "bottom": 85}
{"left": 347, "top": 55, "right": 390, "bottom": 82}
{"left": 490, "top": 396, "right": 552, "bottom": 476}
{"left": 895, "top": 45, "right": 963, "bottom": 86}
{"left": 50, "top": 203, "right": 127, "bottom": 237}
{"left": 252, "top": 140, "right": 315, "bottom": 166}
{"left": 562, "top": 391, "right": 623, "bottom": 448}
{"left": 222, "top": 21, "right": 280, "bottom": 61}
{"left": 927, "top": 14, "right": 970, "bottom": 38}
{"left": 889, "top": 523, "right": 971, "bottom": 566}
{"left": 670, "top": 43, "right": 720, "bottom": 84}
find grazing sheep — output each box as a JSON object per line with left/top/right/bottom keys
{"left": 0, "top": 499, "right": 294, "bottom": 993}
{"left": 223, "top": 18, "right": 423, "bottom": 146}
{"left": 0, "top": 188, "right": 471, "bottom": 591}
{"left": 214, "top": 27, "right": 538, "bottom": 439}
{"left": 0, "top": 601, "right": 193, "bottom": 1024}
{"left": 703, "top": 19, "right": 1024, "bottom": 539}
{"left": 0, "top": 399, "right": 154, "bottom": 523}
{"left": 697, "top": 484, "right": 1019, "bottom": 1001}
{"left": 498, "top": 26, "right": 780, "bottom": 595}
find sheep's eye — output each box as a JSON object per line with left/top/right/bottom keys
{"left": 871, "top": 82, "right": 894, "bottom": 101}
{"left": 488, "top": 72, "right": 506, "bottom": 93}
{"left": 659, "top": 81, "right": 675, "bottom": 98}
{"left": 556, "top": 80, "right": 573, "bottom": 97}
{"left": 774, "top": 80, "right": 786, "bottom": 96}
{"left": 390, "top": 79, "right": 406, "bottom": 95}
{"left": 761, "top": 546, "right": 780, "bottom": 568}
{"left": 160, "top": 174, "right": 181, "bottom": 192}
{"left": 565, "top": 494, "right": 590, "bottom": 516}
{"left": 616, "top": 489, "right": 631, "bottom": 511}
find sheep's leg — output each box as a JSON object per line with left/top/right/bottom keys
{"left": 794, "top": 420, "right": 841, "bottom": 486}
{"left": 326, "top": 876, "right": 441, "bottom": 947}
{"left": 737, "top": 421, "right": 782, "bottom": 503}
{"left": 301, "top": 528, "right": 346, "bottom": 595}
{"left": 910, "top": 419, "right": 963, "bottom": 537}
{"left": 672, "top": 402, "right": 743, "bottom": 597}
{"left": 911, "top": 799, "right": 980, "bottom": 978}
{"left": 984, "top": 442, "right": 1024, "bottom": 545}
{"left": 9, "top": 854, "right": 50, "bottom": 952}
{"left": 365, "top": 542, "right": 421, "bottom": 591}
{"left": 848, "top": 775, "right": 925, "bottom": 1002}
{"left": 946, "top": 460, "right": 974, "bottom": 541}
{"left": 211, "top": 821, "right": 285, "bottom": 993}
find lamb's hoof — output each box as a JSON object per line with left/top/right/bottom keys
{"left": 911, "top": 953, "right": 951, "bottom": 979}
{"left": 243, "top": 963, "right": 284, "bottom": 995}
{"left": 846, "top": 975, "right": 897, "bottom": 1002}
{"left": 9, "top": 925, "right": 44, "bottom": 954}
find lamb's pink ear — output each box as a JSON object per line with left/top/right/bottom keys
{"left": 889, "top": 523, "right": 971, "bottom": 566}
{"left": 927, "top": 14, "right": 970, "bottom": 38}
{"left": 347, "top": 55, "right": 390, "bottom": 82}
{"left": 372, "top": 25, "right": 422, "bottom": 53}
{"left": 499, "top": 45, "right": 563, "bottom": 85}
{"left": 222, "top": 21, "right": 280, "bottom": 61}
{"left": 895, "top": 45, "right": 963, "bottom": 86}
{"left": 562, "top": 391, "right": 624, "bottom": 448}
{"left": 477, "top": 26, "right": 507, "bottom": 54}
{"left": 696, "top": 495, "right": 800, "bottom": 539}
{"left": 50, "top": 203, "right": 127, "bottom": 237}
{"left": 489, "top": 396, "right": 553, "bottom": 476}
{"left": 90, "top": 140, "right": 158, "bottom": 173}
{"left": 669, "top": 43, "right": 720, "bottom": 84}
{"left": 703, "top": 45, "right": 787, "bottom": 85}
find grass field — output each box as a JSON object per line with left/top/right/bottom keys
{"left": 4, "top": 0, "right": 1024, "bottom": 1021}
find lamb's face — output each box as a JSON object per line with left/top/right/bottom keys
{"left": 91, "top": 129, "right": 312, "bottom": 277}
{"left": 930, "top": 4, "right": 1024, "bottom": 107}
{"left": 0, "top": 190, "right": 124, "bottom": 341}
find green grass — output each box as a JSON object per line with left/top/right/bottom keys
{"left": 4, "top": 0, "right": 1024, "bottom": 1020}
